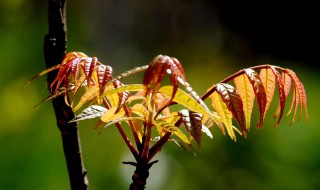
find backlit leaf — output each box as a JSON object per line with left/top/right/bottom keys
{"left": 70, "top": 105, "right": 107, "bottom": 122}
{"left": 158, "top": 86, "right": 220, "bottom": 122}
{"left": 267, "top": 65, "right": 286, "bottom": 126}
{"left": 131, "top": 104, "right": 149, "bottom": 119}
{"left": 260, "top": 68, "right": 276, "bottom": 117}
{"left": 74, "top": 84, "right": 144, "bottom": 111}
{"left": 214, "top": 83, "right": 246, "bottom": 138}
{"left": 201, "top": 125, "right": 213, "bottom": 139}
{"left": 285, "top": 69, "right": 309, "bottom": 123}
{"left": 97, "top": 65, "right": 113, "bottom": 94}
{"left": 209, "top": 91, "right": 236, "bottom": 140}
{"left": 274, "top": 72, "right": 292, "bottom": 119}
{"left": 178, "top": 110, "right": 203, "bottom": 148}
{"left": 99, "top": 107, "right": 125, "bottom": 124}
{"left": 244, "top": 68, "right": 267, "bottom": 128}
{"left": 143, "top": 55, "right": 186, "bottom": 100}
{"left": 234, "top": 73, "right": 255, "bottom": 130}
{"left": 164, "top": 125, "right": 191, "bottom": 145}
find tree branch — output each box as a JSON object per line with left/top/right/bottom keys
{"left": 44, "top": 0, "right": 88, "bottom": 189}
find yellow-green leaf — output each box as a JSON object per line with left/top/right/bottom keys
{"left": 74, "top": 84, "right": 144, "bottom": 111}
{"left": 209, "top": 91, "right": 236, "bottom": 140}
{"left": 165, "top": 125, "right": 191, "bottom": 145}
{"left": 260, "top": 68, "right": 276, "bottom": 117}
{"left": 158, "top": 86, "right": 220, "bottom": 122}
{"left": 234, "top": 73, "right": 255, "bottom": 130}
{"left": 99, "top": 107, "right": 125, "bottom": 124}
{"left": 244, "top": 68, "right": 267, "bottom": 128}
{"left": 131, "top": 104, "right": 149, "bottom": 119}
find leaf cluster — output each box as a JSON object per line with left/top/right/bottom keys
{"left": 27, "top": 52, "right": 309, "bottom": 154}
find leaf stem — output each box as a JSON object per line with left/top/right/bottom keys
{"left": 102, "top": 98, "right": 139, "bottom": 159}
{"left": 148, "top": 132, "right": 172, "bottom": 162}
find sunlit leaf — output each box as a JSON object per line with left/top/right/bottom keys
{"left": 274, "top": 72, "right": 292, "bottom": 119}
{"left": 131, "top": 104, "right": 149, "bottom": 119}
{"left": 209, "top": 91, "right": 236, "bottom": 140}
{"left": 97, "top": 65, "right": 113, "bottom": 94}
{"left": 244, "top": 68, "right": 267, "bottom": 128}
{"left": 164, "top": 125, "right": 191, "bottom": 145}
{"left": 143, "top": 55, "right": 186, "bottom": 99}
{"left": 234, "top": 73, "right": 254, "bottom": 130}
{"left": 178, "top": 110, "right": 203, "bottom": 148}
{"left": 285, "top": 69, "right": 309, "bottom": 124}
{"left": 102, "top": 117, "right": 145, "bottom": 129}
{"left": 267, "top": 65, "right": 286, "bottom": 126}
{"left": 99, "top": 107, "right": 125, "bottom": 125}
{"left": 158, "top": 86, "right": 220, "bottom": 123}
{"left": 74, "top": 84, "right": 144, "bottom": 111}
{"left": 82, "top": 57, "right": 97, "bottom": 86}
{"left": 70, "top": 105, "right": 107, "bottom": 122}
{"left": 216, "top": 83, "right": 245, "bottom": 137}
{"left": 74, "top": 85, "right": 100, "bottom": 111}
{"left": 201, "top": 125, "right": 213, "bottom": 139}
{"left": 259, "top": 68, "right": 276, "bottom": 117}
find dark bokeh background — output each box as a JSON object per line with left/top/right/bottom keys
{"left": 0, "top": 0, "right": 319, "bottom": 189}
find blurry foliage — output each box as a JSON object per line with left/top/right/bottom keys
{"left": 0, "top": 0, "right": 318, "bottom": 189}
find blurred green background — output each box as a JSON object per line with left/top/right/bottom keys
{"left": 0, "top": 0, "right": 319, "bottom": 189}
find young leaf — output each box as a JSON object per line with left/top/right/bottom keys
{"left": 97, "top": 65, "right": 113, "bottom": 94}
{"left": 99, "top": 107, "right": 125, "bottom": 125}
{"left": 158, "top": 86, "right": 220, "bottom": 122}
{"left": 163, "top": 125, "right": 191, "bottom": 145}
{"left": 102, "top": 117, "right": 145, "bottom": 129}
{"left": 178, "top": 110, "right": 203, "bottom": 148}
{"left": 244, "top": 68, "right": 267, "bottom": 128}
{"left": 209, "top": 91, "right": 236, "bottom": 140}
{"left": 70, "top": 105, "right": 107, "bottom": 122}
{"left": 201, "top": 125, "right": 213, "bottom": 139}
{"left": 259, "top": 68, "right": 276, "bottom": 117}
{"left": 143, "top": 55, "right": 186, "bottom": 99}
{"left": 234, "top": 73, "right": 255, "bottom": 130}
{"left": 82, "top": 57, "right": 97, "bottom": 86}
{"left": 284, "top": 69, "right": 309, "bottom": 123}
{"left": 267, "top": 65, "right": 286, "bottom": 126}
{"left": 274, "top": 72, "right": 292, "bottom": 119}
{"left": 131, "top": 104, "right": 149, "bottom": 119}
{"left": 74, "top": 84, "right": 144, "bottom": 111}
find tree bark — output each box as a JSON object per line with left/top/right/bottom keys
{"left": 44, "top": 0, "right": 88, "bottom": 189}
{"left": 127, "top": 159, "right": 158, "bottom": 190}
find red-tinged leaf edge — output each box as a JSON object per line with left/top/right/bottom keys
{"left": 284, "top": 69, "right": 309, "bottom": 123}
{"left": 215, "top": 83, "right": 246, "bottom": 137}
{"left": 267, "top": 65, "right": 286, "bottom": 126}
{"left": 244, "top": 68, "right": 267, "bottom": 128}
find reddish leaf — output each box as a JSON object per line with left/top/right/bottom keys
{"left": 143, "top": 55, "right": 186, "bottom": 100}
{"left": 97, "top": 65, "right": 113, "bottom": 93}
{"left": 267, "top": 65, "right": 286, "bottom": 126}
{"left": 284, "top": 69, "right": 309, "bottom": 123}
{"left": 259, "top": 68, "right": 276, "bottom": 117}
{"left": 274, "top": 72, "right": 292, "bottom": 119}
{"left": 82, "top": 57, "right": 98, "bottom": 86}
{"left": 113, "top": 80, "right": 130, "bottom": 113}
{"left": 234, "top": 73, "right": 255, "bottom": 130}
{"left": 179, "top": 110, "right": 203, "bottom": 148}
{"left": 244, "top": 68, "right": 267, "bottom": 128}
{"left": 209, "top": 91, "right": 235, "bottom": 140}
{"left": 215, "top": 83, "right": 246, "bottom": 137}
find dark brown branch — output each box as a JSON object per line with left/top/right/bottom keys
{"left": 44, "top": 0, "right": 88, "bottom": 189}
{"left": 128, "top": 159, "right": 158, "bottom": 190}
